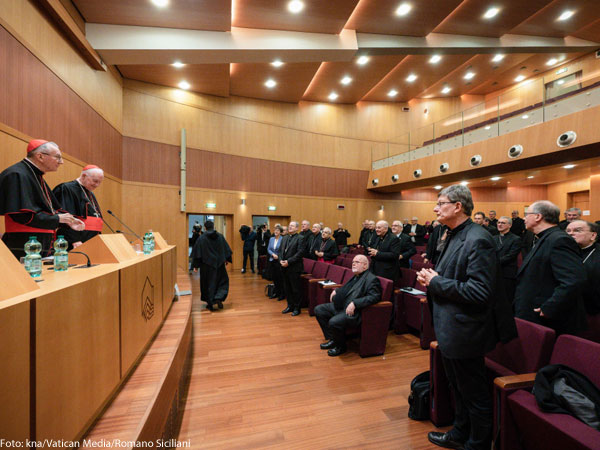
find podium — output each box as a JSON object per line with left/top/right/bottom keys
{"left": 68, "top": 233, "right": 138, "bottom": 265}
{"left": 0, "top": 239, "right": 39, "bottom": 301}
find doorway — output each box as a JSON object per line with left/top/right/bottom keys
{"left": 187, "top": 214, "right": 233, "bottom": 268}
{"left": 568, "top": 190, "right": 590, "bottom": 213}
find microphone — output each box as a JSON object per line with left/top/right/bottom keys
{"left": 100, "top": 216, "right": 116, "bottom": 233}
{"left": 70, "top": 251, "right": 97, "bottom": 268}
{"left": 107, "top": 210, "right": 142, "bottom": 241}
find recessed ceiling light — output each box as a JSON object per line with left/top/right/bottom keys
{"left": 271, "top": 60, "right": 284, "bottom": 67}
{"left": 387, "top": 89, "right": 398, "bottom": 97}
{"left": 429, "top": 55, "right": 442, "bottom": 64}
{"left": 434, "top": 185, "right": 443, "bottom": 190}
{"left": 341, "top": 76, "right": 352, "bottom": 85}
{"left": 484, "top": 125, "right": 491, "bottom": 130}
{"left": 151, "top": 0, "right": 169, "bottom": 7}
{"left": 406, "top": 73, "right": 418, "bottom": 82}
{"left": 264, "top": 79, "right": 277, "bottom": 88}
{"left": 464, "top": 71, "right": 475, "bottom": 80}
{"left": 557, "top": 10, "right": 575, "bottom": 21}
{"left": 460, "top": 181, "right": 469, "bottom": 186}
{"left": 328, "top": 92, "right": 339, "bottom": 101}
{"left": 546, "top": 58, "right": 558, "bottom": 66}
{"left": 492, "top": 54, "right": 505, "bottom": 62}
{"left": 522, "top": 114, "right": 529, "bottom": 119}
{"left": 171, "top": 61, "right": 185, "bottom": 68}
{"left": 557, "top": 79, "right": 565, "bottom": 85}
{"left": 563, "top": 164, "right": 576, "bottom": 169}
{"left": 395, "top": 3, "right": 412, "bottom": 16}
{"left": 491, "top": 176, "right": 501, "bottom": 181}
{"left": 527, "top": 175, "right": 534, "bottom": 179}
{"left": 178, "top": 80, "right": 190, "bottom": 90}
{"left": 287, "top": 0, "right": 304, "bottom": 14}
{"left": 441, "top": 86, "right": 451, "bottom": 94}
{"left": 483, "top": 7, "right": 500, "bottom": 19}
{"left": 514, "top": 74, "right": 526, "bottom": 82}
{"left": 356, "top": 56, "right": 369, "bottom": 66}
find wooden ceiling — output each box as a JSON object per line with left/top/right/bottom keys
{"left": 69, "top": 0, "right": 600, "bottom": 103}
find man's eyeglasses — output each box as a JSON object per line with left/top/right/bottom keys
{"left": 524, "top": 211, "right": 539, "bottom": 216}
{"left": 435, "top": 201, "right": 457, "bottom": 208}
{"left": 41, "top": 152, "right": 63, "bottom": 162}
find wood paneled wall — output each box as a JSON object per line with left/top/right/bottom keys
{"left": 547, "top": 178, "right": 592, "bottom": 215}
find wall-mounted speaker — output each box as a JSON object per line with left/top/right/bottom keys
{"left": 470, "top": 155, "right": 482, "bottom": 167}
{"left": 508, "top": 145, "right": 523, "bottom": 158}
{"left": 372, "top": 178, "right": 379, "bottom": 186}
{"left": 391, "top": 174, "right": 399, "bottom": 182}
{"left": 439, "top": 163, "right": 449, "bottom": 173}
{"left": 556, "top": 131, "right": 576, "bottom": 147}
{"left": 413, "top": 169, "right": 422, "bottom": 178}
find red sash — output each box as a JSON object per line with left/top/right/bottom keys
{"left": 82, "top": 216, "right": 103, "bottom": 232}
{"left": 4, "top": 214, "right": 54, "bottom": 234}
{"left": 318, "top": 257, "right": 334, "bottom": 264}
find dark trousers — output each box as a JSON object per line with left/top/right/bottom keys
{"left": 269, "top": 260, "right": 285, "bottom": 298}
{"left": 503, "top": 277, "right": 517, "bottom": 305}
{"left": 315, "top": 302, "right": 360, "bottom": 346}
{"left": 242, "top": 250, "right": 254, "bottom": 271}
{"left": 442, "top": 355, "right": 492, "bottom": 450}
{"left": 282, "top": 268, "right": 301, "bottom": 310}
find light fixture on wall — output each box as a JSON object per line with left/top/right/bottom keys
{"left": 268, "top": 205, "right": 277, "bottom": 211}
{"left": 379, "top": 205, "right": 385, "bottom": 211}
{"left": 241, "top": 199, "right": 246, "bottom": 205}
{"left": 205, "top": 202, "right": 216, "bottom": 209}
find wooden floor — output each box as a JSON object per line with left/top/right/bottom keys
{"left": 178, "top": 271, "right": 449, "bottom": 449}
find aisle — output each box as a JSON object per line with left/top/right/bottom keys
{"left": 178, "top": 270, "right": 443, "bottom": 449}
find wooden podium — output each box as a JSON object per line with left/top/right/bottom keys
{"left": 130, "top": 231, "right": 170, "bottom": 251}
{"left": 68, "top": 233, "right": 138, "bottom": 265}
{"left": 0, "top": 239, "right": 39, "bottom": 301}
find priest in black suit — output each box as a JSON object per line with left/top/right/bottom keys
{"left": 368, "top": 220, "right": 401, "bottom": 282}
{"left": 403, "top": 217, "right": 426, "bottom": 245}
{"left": 278, "top": 221, "right": 306, "bottom": 316}
{"left": 494, "top": 216, "right": 522, "bottom": 304}
{"left": 514, "top": 201, "right": 587, "bottom": 335}
{"left": 510, "top": 210, "right": 526, "bottom": 237}
{"left": 312, "top": 227, "right": 339, "bottom": 263}
{"left": 417, "top": 184, "right": 516, "bottom": 450}
{"left": 566, "top": 220, "right": 600, "bottom": 316}
{"left": 315, "top": 254, "right": 381, "bottom": 356}
{"left": 392, "top": 220, "right": 416, "bottom": 269}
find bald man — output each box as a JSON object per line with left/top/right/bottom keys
{"left": 53, "top": 165, "right": 105, "bottom": 249}
{"left": 368, "top": 220, "right": 402, "bottom": 282}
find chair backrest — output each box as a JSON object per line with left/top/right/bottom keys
{"left": 334, "top": 255, "right": 345, "bottom": 266}
{"left": 411, "top": 261, "right": 434, "bottom": 271}
{"left": 486, "top": 318, "right": 556, "bottom": 375}
{"left": 410, "top": 254, "right": 424, "bottom": 263}
{"left": 415, "top": 245, "right": 426, "bottom": 254}
{"left": 550, "top": 335, "right": 600, "bottom": 387}
{"left": 341, "top": 268, "right": 354, "bottom": 284}
{"left": 400, "top": 267, "right": 417, "bottom": 288}
{"left": 312, "top": 261, "right": 331, "bottom": 279}
{"left": 303, "top": 258, "right": 316, "bottom": 274}
{"left": 326, "top": 264, "right": 346, "bottom": 284}
{"left": 377, "top": 276, "right": 394, "bottom": 302}
{"left": 342, "top": 258, "right": 353, "bottom": 268}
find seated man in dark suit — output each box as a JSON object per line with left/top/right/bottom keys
{"left": 494, "top": 216, "right": 522, "bottom": 304}
{"left": 392, "top": 220, "right": 416, "bottom": 269}
{"left": 566, "top": 220, "right": 600, "bottom": 316}
{"left": 368, "top": 220, "right": 401, "bottom": 282}
{"left": 315, "top": 255, "right": 381, "bottom": 356}
{"left": 514, "top": 201, "right": 587, "bottom": 335}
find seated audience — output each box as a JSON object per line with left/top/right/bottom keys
{"left": 333, "top": 222, "right": 351, "bottom": 247}
{"left": 313, "top": 227, "right": 339, "bottom": 263}
{"left": 267, "top": 224, "right": 285, "bottom": 300}
{"left": 315, "top": 255, "right": 381, "bottom": 356}
{"left": 391, "top": 220, "right": 416, "bottom": 269}
{"left": 566, "top": 220, "right": 600, "bottom": 315}
{"left": 368, "top": 220, "right": 401, "bottom": 282}
{"left": 494, "top": 216, "right": 521, "bottom": 304}
{"left": 513, "top": 201, "right": 587, "bottom": 335}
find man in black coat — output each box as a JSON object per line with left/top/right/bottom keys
{"left": 510, "top": 210, "right": 526, "bottom": 237}
{"left": 494, "top": 216, "right": 522, "bottom": 304}
{"left": 417, "top": 184, "right": 516, "bottom": 450}
{"left": 359, "top": 220, "right": 376, "bottom": 250}
{"left": 305, "top": 223, "right": 322, "bottom": 259}
{"left": 403, "top": 216, "right": 426, "bottom": 245}
{"left": 566, "top": 220, "right": 600, "bottom": 316}
{"left": 256, "top": 224, "right": 270, "bottom": 257}
{"left": 333, "top": 222, "right": 351, "bottom": 247}
{"left": 315, "top": 254, "right": 381, "bottom": 356}
{"left": 278, "top": 221, "right": 306, "bottom": 316}
{"left": 392, "top": 220, "right": 416, "bottom": 269}
{"left": 423, "top": 221, "right": 446, "bottom": 267}
{"left": 368, "top": 220, "right": 401, "bottom": 282}
{"left": 514, "top": 201, "right": 587, "bottom": 335}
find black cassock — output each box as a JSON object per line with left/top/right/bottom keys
{"left": 191, "top": 230, "right": 233, "bottom": 307}
{"left": 0, "top": 159, "right": 62, "bottom": 258}
{"left": 53, "top": 180, "right": 103, "bottom": 249}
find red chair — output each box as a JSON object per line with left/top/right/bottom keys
{"left": 309, "top": 267, "right": 353, "bottom": 316}
{"left": 308, "top": 264, "right": 347, "bottom": 316}
{"left": 301, "top": 261, "right": 332, "bottom": 307}
{"left": 393, "top": 268, "right": 418, "bottom": 334}
{"left": 342, "top": 258, "right": 353, "bottom": 268}
{"left": 303, "top": 258, "right": 316, "bottom": 274}
{"left": 334, "top": 255, "right": 345, "bottom": 266}
{"left": 257, "top": 254, "right": 267, "bottom": 274}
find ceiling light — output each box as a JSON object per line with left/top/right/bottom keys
{"left": 171, "top": 61, "right": 185, "bottom": 68}
{"left": 514, "top": 75, "right": 526, "bottom": 82}
{"left": 483, "top": 7, "right": 500, "bottom": 19}
{"left": 464, "top": 71, "right": 475, "bottom": 80}
{"left": 484, "top": 125, "right": 491, "bottom": 130}
{"left": 287, "top": 0, "right": 304, "bottom": 14}
{"left": 557, "top": 79, "right": 565, "bottom": 85}
{"left": 460, "top": 181, "right": 469, "bottom": 186}
{"left": 340, "top": 76, "right": 352, "bottom": 85}
{"left": 429, "top": 55, "right": 442, "bottom": 64}
{"left": 492, "top": 54, "right": 505, "bottom": 62}
{"left": 563, "top": 164, "right": 575, "bottom": 169}
{"left": 264, "top": 79, "right": 277, "bottom": 88}
{"left": 406, "top": 74, "right": 418, "bottom": 82}
{"left": 434, "top": 185, "right": 443, "bottom": 190}
{"left": 271, "top": 60, "right": 284, "bottom": 67}
{"left": 178, "top": 80, "right": 190, "bottom": 90}
{"left": 557, "top": 10, "right": 575, "bottom": 21}
{"left": 491, "top": 176, "right": 501, "bottom": 181}
{"left": 527, "top": 175, "right": 534, "bottom": 179}
{"left": 395, "top": 3, "right": 412, "bottom": 16}
{"left": 441, "top": 86, "right": 451, "bottom": 94}
{"left": 356, "top": 56, "right": 369, "bottom": 65}
{"left": 387, "top": 89, "right": 398, "bottom": 97}
{"left": 546, "top": 58, "right": 558, "bottom": 66}
{"left": 151, "top": 0, "right": 169, "bottom": 7}
{"left": 522, "top": 114, "right": 529, "bottom": 119}
{"left": 328, "top": 92, "right": 339, "bottom": 101}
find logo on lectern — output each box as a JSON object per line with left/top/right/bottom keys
{"left": 142, "top": 276, "right": 155, "bottom": 321}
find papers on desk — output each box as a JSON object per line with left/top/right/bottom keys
{"left": 399, "top": 287, "right": 426, "bottom": 295}
{"left": 319, "top": 280, "right": 337, "bottom": 286}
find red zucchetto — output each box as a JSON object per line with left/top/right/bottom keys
{"left": 27, "top": 139, "right": 49, "bottom": 153}
{"left": 82, "top": 165, "right": 99, "bottom": 171}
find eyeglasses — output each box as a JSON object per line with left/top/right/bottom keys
{"left": 497, "top": 221, "right": 509, "bottom": 225}
{"left": 435, "top": 201, "right": 457, "bottom": 208}
{"left": 568, "top": 228, "right": 590, "bottom": 233}
{"left": 41, "top": 152, "right": 63, "bottom": 162}
{"left": 524, "top": 211, "right": 539, "bottom": 216}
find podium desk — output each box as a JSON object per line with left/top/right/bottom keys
{"left": 0, "top": 239, "right": 176, "bottom": 444}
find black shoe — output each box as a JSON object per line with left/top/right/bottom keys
{"left": 278, "top": 297, "right": 286, "bottom": 301}
{"left": 251, "top": 269, "right": 255, "bottom": 273}
{"left": 291, "top": 309, "right": 301, "bottom": 316}
{"left": 217, "top": 300, "right": 223, "bottom": 309}
{"left": 269, "top": 294, "right": 278, "bottom": 299}
{"left": 241, "top": 269, "right": 246, "bottom": 273}
{"left": 427, "top": 432, "right": 465, "bottom": 450}
{"left": 327, "top": 346, "right": 346, "bottom": 357}
{"left": 282, "top": 307, "right": 292, "bottom": 314}
{"left": 320, "top": 340, "right": 336, "bottom": 350}
{"left": 206, "top": 304, "right": 214, "bottom": 311}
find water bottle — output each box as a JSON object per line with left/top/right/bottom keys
{"left": 53, "top": 236, "right": 69, "bottom": 272}
{"left": 148, "top": 229, "right": 155, "bottom": 252}
{"left": 143, "top": 232, "right": 151, "bottom": 255}
{"left": 24, "top": 236, "right": 42, "bottom": 278}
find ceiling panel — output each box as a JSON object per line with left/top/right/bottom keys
{"left": 302, "top": 55, "right": 405, "bottom": 103}
{"left": 73, "top": 0, "right": 231, "bottom": 31}
{"left": 118, "top": 64, "right": 230, "bottom": 97}
{"left": 509, "top": 0, "right": 600, "bottom": 38}
{"left": 229, "top": 62, "right": 321, "bottom": 103}
{"left": 570, "top": 17, "right": 600, "bottom": 41}
{"left": 433, "top": 0, "right": 556, "bottom": 37}
{"left": 232, "top": 0, "right": 360, "bottom": 34}
{"left": 362, "top": 54, "right": 474, "bottom": 102}
{"left": 345, "top": 0, "right": 463, "bottom": 37}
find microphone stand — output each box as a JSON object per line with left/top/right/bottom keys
{"left": 106, "top": 210, "right": 142, "bottom": 241}
{"left": 70, "top": 251, "right": 97, "bottom": 268}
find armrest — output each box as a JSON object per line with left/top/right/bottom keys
{"left": 494, "top": 373, "right": 536, "bottom": 390}
{"left": 308, "top": 278, "right": 327, "bottom": 283}
{"left": 322, "top": 284, "right": 342, "bottom": 290}
{"left": 430, "top": 340, "right": 438, "bottom": 350}
{"left": 394, "top": 288, "right": 401, "bottom": 294}
{"left": 301, "top": 274, "right": 313, "bottom": 279}
{"left": 419, "top": 296, "right": 428, "bottom": 303}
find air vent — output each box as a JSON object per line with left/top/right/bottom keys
{"left": 391, "top": 174, "right": 399, "bottom": 182}
{"left": 470, "top": 155, "right": 482, "bottom": 167}
{"left": 413, "top": 169, "right": 422, "bottom": 179}
{"left": 439, "top": 163, "right": 449, "bottom": 173}
{"left": 557, "top": 131, "right": 576, "bottom": 147}
{"left": 372, "top": 178, "right": 379, "bottom": 186}
{"left": 508, "top": 145, "right": 523, "bottom": 158}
